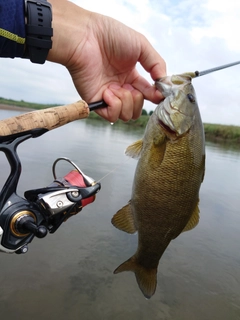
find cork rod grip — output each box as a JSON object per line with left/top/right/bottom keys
{"left": 0, "top": 100, "right": 89, "bottom": 136}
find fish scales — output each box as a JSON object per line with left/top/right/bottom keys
{"left": 134, "top": 122, "right": 203, "bottom": 254}
{"left": 112, "top": 74, "right": 205, "bottom": 299}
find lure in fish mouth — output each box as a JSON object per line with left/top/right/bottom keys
{"left": 112, "top": 73, "right": 205, "bottom": 299}
{"left": 155, "top": 74, "right": 197, "bottom": 137}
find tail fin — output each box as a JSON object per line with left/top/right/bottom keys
{"left": 114, "top": 256, "right": 157, "bottom": 299}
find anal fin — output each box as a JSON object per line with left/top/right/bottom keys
{"left": 111, "top": 202, "right": 137, "bottom": 234}
{"left": 182, "top": 201, "right": 200, "bottom": 233}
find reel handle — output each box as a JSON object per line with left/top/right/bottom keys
{"left": 16, "top": 216, "right": 48, "bottom": 239}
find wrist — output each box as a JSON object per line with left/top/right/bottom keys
{"left": 24, "top": 0, "right": 53, "bottom": 64}
{"left": 46, "top": 0, "right": 91, "bottom": 67}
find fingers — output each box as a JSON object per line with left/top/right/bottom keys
{"left": 96, "top": 84, "right": 143, "bottom": 123}
{"left": 139, "top": 35, "right": 167, "bottom": 81}
{"left": 131, "top": 75, "right": 165, "bottom": 104}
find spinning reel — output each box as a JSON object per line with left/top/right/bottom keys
{"left": 0, "top": 128, "right": 101, "bottom": 254}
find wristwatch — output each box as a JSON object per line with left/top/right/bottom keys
{"left": 24, "top": 0, "right": 53, "bottom": 64}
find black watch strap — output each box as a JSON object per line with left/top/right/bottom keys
{"left": 24, "top": 0, "right": 53, "bottom": 64}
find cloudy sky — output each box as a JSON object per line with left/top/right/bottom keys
{"left": 1, "top": 0, "right": 240, "bottom": 125}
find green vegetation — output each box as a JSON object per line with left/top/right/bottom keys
{"left": 0, "top": 98, "right": 240, "bottom": 144}
{"left": 0, "top": 97, "right": 58, "bottom": 110}
{"left": 204, "top": 123, "right": 240, "bottom": 143}
{"left": 88, "top": 113, "right": 240, "bottom": 144}
{"left": 141, "top": 108, "right": 148, "bottom": 116}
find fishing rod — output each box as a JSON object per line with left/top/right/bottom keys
{"left": 0, "top": 101, "right": 106, "bottom": 254}
{"left": 0, "top": 97, "right": 118, "bottom": 254}
{"left": 194, "top": 60, "right": 240, "bottom": 77}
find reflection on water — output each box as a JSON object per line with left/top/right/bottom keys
{"left": 0, "top": 110, "right": 240, "bottom": 320}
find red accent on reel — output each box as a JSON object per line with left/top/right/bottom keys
{"left": 64, "top": 170, "right": 96, "bottom": 207}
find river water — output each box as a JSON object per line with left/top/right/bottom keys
{"left": 0, "top": 110, "right": 240, "bottom": 320}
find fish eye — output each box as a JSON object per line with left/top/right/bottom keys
{"left": 187, "top": 93, "right": 195, "bottom": 103}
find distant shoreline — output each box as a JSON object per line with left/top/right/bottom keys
{"left": 0, "top": 103, "right": 239, "bottom": 144}
{"left": 0, "top": 104, "right": 35, "bottom": 112}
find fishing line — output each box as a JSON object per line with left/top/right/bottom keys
{"left": 96, "top": 156, "right": 131, "bottom": 183}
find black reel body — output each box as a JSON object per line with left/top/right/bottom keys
{"left": 0, "top": 129, "right": 101, "bottom": 254}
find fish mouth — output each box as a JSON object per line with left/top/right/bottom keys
{"left": 158, "top": 118, "right": 177, "bottom": 135}
{"left": 157, "top": 101, "right": 176, "bottom": 133}
{"left": 157, "top": 102, "right": 178, "bottom": 135}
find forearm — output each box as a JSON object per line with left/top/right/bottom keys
{"left": 0, "top": 0, "right": 25, "bottom": 58}
{"left": 0, "top": 0, "right": 53, "bottom": 63}
{"left": 0, "top": 0, "right": 88, "bottom": 65}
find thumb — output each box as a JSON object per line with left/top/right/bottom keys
{"left": 139, "top": 36, "right": 166, "bottom": 81}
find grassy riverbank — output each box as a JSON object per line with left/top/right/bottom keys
{"left": 1, "top": 98, "right": 240, "bottom": 144}
{"left": 204, "top": 123, "right": 240, "bottom": 143}
{"left": 89, "top": 112, "right": 240, "bottom": 143}
{"left": 0, "top": 97, "right": 58, "bottom": 110}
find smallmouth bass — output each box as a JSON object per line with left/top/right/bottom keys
{"left": 111, "top": 74, "right": 205, "bottom": 299}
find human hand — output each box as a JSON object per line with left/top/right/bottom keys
{"left": 47, "top": 0, "right": 166, "bottom": 122}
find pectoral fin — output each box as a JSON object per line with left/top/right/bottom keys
{"left": 182, "top": 201, "right": 200, "bottom": 232}
{"left": 111, "top": 202, "right": 137, "bottom": 234}
{"left": 125, "top": 139, "right": 143, "bottom": 159}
